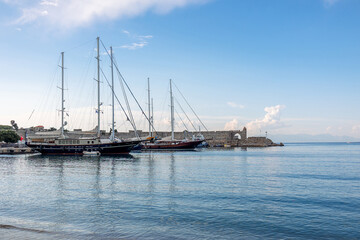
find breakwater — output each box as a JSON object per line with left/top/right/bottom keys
{"left": 114, "top": 127, "right": 283, "bottom": 147}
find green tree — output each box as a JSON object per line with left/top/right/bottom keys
{"left": 0, "top": 131, "right": 21, "bottom": 143}
{"left": 0, "top": 125, "right": 12, "bottom": 130}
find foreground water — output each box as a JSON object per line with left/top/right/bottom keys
{"left": 0, "top": 143, "right": 359, "bottom": 239}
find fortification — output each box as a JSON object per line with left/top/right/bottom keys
{"left": 114, "top": 127, "right": 283, "bottom": 147}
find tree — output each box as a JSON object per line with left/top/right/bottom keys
{"left": 0, "top": 130, "right": 21, "bottom": 143}
{"left": 0, "top": 125, "right": 12, "bottom": 131}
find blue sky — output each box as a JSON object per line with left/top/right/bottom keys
{"left": 0, "top": 0, "right": 360, "bottom": 138}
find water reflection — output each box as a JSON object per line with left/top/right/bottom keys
{"left": 147, "top": 152, "right": 155, "bottom": 195}
{"left": 168, "top": 153, "right": 177, "bottom": 211}
{"left": 54, "top": 159, "right": 65, "bottom": 232}
{"left": 3, "top": 147, "right": 359, "bottom": 239}
{"left": 110, "top": 158, "right": 117, "bottom": 196}
{"left": 93, "top": 158, "right": 101, "bottom": 198}
{"left": 169, "top": 153, "right": 176, "bottom": 194}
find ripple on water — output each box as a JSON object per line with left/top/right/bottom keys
{"left": 0, "top": 144, "right": 360, "bottom": 239}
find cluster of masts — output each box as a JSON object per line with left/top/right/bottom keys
{"left": 59, "top": 37, "right": 190, "bottom": 142}
{"left": 60, "top": 37, "right": 114, "bottom": 140}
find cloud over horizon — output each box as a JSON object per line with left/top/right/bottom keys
{"left": 5, "top": 0, "right": 208, "bottom": 29}
{"left": 246, "top": 105, "right": 286, "bottom": 133}
{"left": 224, "top": 118, "right": 239, "bottom": 131}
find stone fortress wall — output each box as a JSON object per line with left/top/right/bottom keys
{"left": 20, "top": 126, "right": 283, "bottom": 147}
{"left": 114, "top": 127, "right": 283, "bottom": 147}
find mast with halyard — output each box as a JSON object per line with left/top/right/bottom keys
{"left": 60, "top": 51, "right": 65, "bottom": 139}
{"left": 110, "top": 46, "right": 115, "bottom": 142}
{"left": 151, "top": 97, "right": 154, "bottom": 136}
{"left": 170, "top": 79, "right": 175, "bottom": 141}
{"left": 148, "top": 77, "right": 151, "bottom": 138}
{"left": 96, "top": 36, "right": 101, "bottom": 138}
{"left": 146, "top": 77, "right": 156, "bottom": 140}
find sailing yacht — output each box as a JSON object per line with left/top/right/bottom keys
{"left": 142, "top": 79, "right": 204, "bottom": 150}
{"left": 26, "top": 38, "right": 142, "bottom": 155}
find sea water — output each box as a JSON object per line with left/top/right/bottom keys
{"left": 0, "top": 143, "right": 359, "bottom": 239}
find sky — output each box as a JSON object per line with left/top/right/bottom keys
{"left": 0, "top": 0, "right": 360, "bottom": 139}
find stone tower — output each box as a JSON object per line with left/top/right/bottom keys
{"left": 240, "top": 127, "right": 247, "bottom": 140}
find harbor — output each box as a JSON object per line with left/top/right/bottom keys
{"left": 0, "top": 37, "right": 282, "bottom": 156}
{"left": 1, "top": 0, "right": 359, "bottom": 239}
{"left": 0, "top": 129, "right": 283, "bottom": 155}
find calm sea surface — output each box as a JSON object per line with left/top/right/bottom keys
{"left": 0, "top": 143, "right": 359, "bottom": 239}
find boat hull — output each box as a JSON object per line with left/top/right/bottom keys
{"left": 26, "top": 140, "right": 142, "bottom": 155}
{"left": 143, "top": 140, "right": 203, "bottom": 150}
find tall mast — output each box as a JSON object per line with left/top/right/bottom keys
{"left": 170, "top": 79, "right": 174, "bottom": 140}
{"left": 97, "top": 37, "right": 101, "bottom": 137}
{"left": 151, "top": 97, "right": 154, "bottom": 136}
{"left": 148, "top": 77, "right": 151, "bottom": 137}
{"left": 110, "top": 46, "right": 115, "bottom": 141}
{"left": 61, "top": 52, "right": 65, "bottom": 138}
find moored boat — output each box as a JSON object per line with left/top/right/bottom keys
{"left": 142, "top": 79, "right": 204, "bottom": 151}
{"left": 26, "top": 38, "right": 142, "bottom": 155}
{"left": 26, "top": 138, "right": 141, "bottom": 155}
{"left": 143, "top": 139, "right": 203, "bottom": 150}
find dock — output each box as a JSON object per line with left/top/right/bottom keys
{"left": 0, "top": 147, "right": 37, "bottom": 155}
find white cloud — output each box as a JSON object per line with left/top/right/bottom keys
{"left": 118, "top": 30, "right": 153, "bottom": 50}
{"left": 121, "top": 42, "right": 148, "bottom": 50}
{"left": 352, "top": 125, "right": 360, "bottom": 132}
{"left": 140, "top": 35, "right": 153, "bottom": 39}
{"left": 246, "top": 105, "right": 286, "bottom": 132}
{"left": 224, "top": 119, "right": 239, "bottom": 131}
{"left": 40, "top": 0, "right": 58, "bottom": 7}
{"left": 14, "top": 9, "right": 48, "bottom": 25}
{"left": 227, "top": 102, "right": 245, "bottom": 109}
{"left": 7, "top": 0, "right": 208, "bottom": 29}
